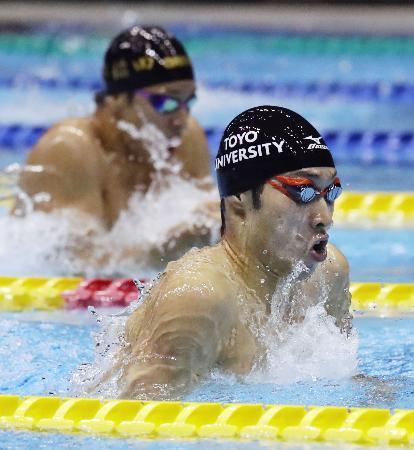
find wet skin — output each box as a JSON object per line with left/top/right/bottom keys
{"left": 114, "top": 167, "right": 351, "bottom": 399}
{"left": 15, "top": 80, "right": 213, "bottom": 228}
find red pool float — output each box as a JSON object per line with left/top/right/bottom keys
{"left": 62, "top": 278, "right": 145, "bottom": 309}
{"left": 92, "top": 278, "right": 142, "bottom": 307}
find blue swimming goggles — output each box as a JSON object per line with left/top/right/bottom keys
{"left": 135, "top": 90, "right": 196, "bottom": 114}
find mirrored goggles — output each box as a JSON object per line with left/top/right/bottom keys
{"left": 267, "top": 175, "right": 343, "bottom": 204}
{"left": 136, "top": 91, "right": 196, "bottom": 114}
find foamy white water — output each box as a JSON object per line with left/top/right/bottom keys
{"left": 0, "top": 174, "right": 218, "bottom": 277}
{"left": 247, "top": 303, "right": 358, "bottom": 384}
{"left": 246, "top": 262, "right": 358, "bottom": 383}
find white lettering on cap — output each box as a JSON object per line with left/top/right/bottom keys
{"left": 215, "top": 139, "right": 285, "bottom": 169}
{"left": 272, "top": 139, "right": 285, "bottom": 153}
{"left": 223, "top": 131, "right": 259, "bottom": 150}
{"left": 244, "top": 130, "right": 258, "bottom": 143}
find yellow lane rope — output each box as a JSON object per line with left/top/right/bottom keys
{"left": 0, "top": 276, "right": 81, "bottom": 311}
{"left": 0, "top": 174, "right": 14, "bottom": 208}
{"left": 350, "top": 282, "right": 414, "bottom": 313}
{"left": 0, "top": 192, "right": 414, "bottom": 226}
{"left": 335, "top": 192, "right": 414, "bottom": 227}
{"left": 0, "top": 395, "right": 413, "bottom": 445}
{"left": 0, "top": 277, "right": 413, "bottom": 313}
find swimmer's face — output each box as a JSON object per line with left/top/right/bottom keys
{"left": 244, "top": 167, "right": 337, "bottom": 276}
{"left": 127, "top": 80, "right": 195, "bottom": 140}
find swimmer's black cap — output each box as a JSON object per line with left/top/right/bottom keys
{"left": 215, "top": 106, "right": 335, "bottom": 198}
{"left": 103, "top": 26, "right": 194, "bottom": 94}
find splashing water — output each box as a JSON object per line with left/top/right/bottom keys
{"left": 70, "top": 279, "right": 154, "bottom": 398}
{"left": 70, "top": 309, "right": 129, "bottom": 398}
{"left": 0, "top": 170, "right": 218, "bottom": 277}
{"left": 117, "top": 119, "right": 181, "bottom": 173}
{"left": 247, "top": 303, "right": 359, "bottom": 384}
{"left": 248, "top": 261, "right": 359, "bottom": 384}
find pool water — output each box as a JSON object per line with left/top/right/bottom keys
{"left": 0, "top": 315, "right": 412, "bottom": 410}
{"left": 1, "top": 17, "right": 414, "bottom": 450}
{"left": 0, "top": 430, "right": 366, "bottom": 450}
{"left": 0, "top": 313, "right": 412, "bottom": 449}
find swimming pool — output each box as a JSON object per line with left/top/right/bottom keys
{"left": 1, "top": 13, "right": 414, "bottom": 449}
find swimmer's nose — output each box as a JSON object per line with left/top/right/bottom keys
{"left": 309, "top": 197, "right": 333, "bottom": 230}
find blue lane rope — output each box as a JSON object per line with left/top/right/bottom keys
{"left": 1, "top": 75, "right": 414, "bottom": 102}
{"left": 1, "top": 124, "right": 414, "bottom": 166}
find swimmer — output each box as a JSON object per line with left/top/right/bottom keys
{"left": 103, "top": 106, "right": 351, "bottom": 399}
{"left": 14, "top": 26, "right": 214, "bottom": 231}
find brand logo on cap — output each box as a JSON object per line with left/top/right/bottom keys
{"left": 304, "top": 135, "right": 328, "bottom": 150}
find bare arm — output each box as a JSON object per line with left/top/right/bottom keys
{"left": 14, "top": 122, "right": 105, "bottom": 221}
{"left": 120, "top": 287, "right": 231, "bottom": 399}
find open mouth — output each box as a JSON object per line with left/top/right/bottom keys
{"left": 310, "top": 237, "right": 329, "bottom": 262}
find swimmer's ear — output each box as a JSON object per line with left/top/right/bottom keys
{"left": 102, "top": 94, "right": 127, "bottom": 116}
{"left": 226, "top": 194, "right": 246, "bottom": 219}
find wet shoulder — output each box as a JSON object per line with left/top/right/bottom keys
{"left": 325, "top": 243, "right": 349, "bottom": 279}
{"left": 39, "top": 117, "right": 94, "bottom": 144}
{"left": 164, "top": 246, "right": 230, "bottom": 290}
{"left": 308, "top": 243, "right": 350, "bottom": 301}
{"left": 148, "top": 246, "right": 234, "bottom": 314}
{"left": 126, "top": 246, "right": 238, "bottom": 343}
{"left": 28, "top": 117, "right": 104, "bottom": 170}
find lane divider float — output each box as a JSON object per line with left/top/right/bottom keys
{"left": 0, "top": 276, "right": 81, "bottom": 310}
{"left": 0, "top": 277, "right": 413, "bottom": 313}
{"left": 2, "top": 124, "right": 414, "bottom": 167}
{"left": 335, "top": 192, "right": 414, "bottom": 226}
{"left": 1, "top": 33, "right": 413, "bottom": 57}
{"left": 0, "top": 395, "right": 413, "bottom": 445}
{"left": 2, "top": 75, "right": 414, "bottom": 101}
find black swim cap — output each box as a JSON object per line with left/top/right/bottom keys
{"left": 215, "top": 106, "right": 335, "bottom": 198}
{"left": 103, "top": 26, "right": 194, "bottom": 94}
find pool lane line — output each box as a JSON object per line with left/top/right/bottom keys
{"left": 2, "top": 76, "right": 414, "bottom": 102}
{"left": 0, "top": 276, "right": 81, "bottom": 311}
{"left": 0, "top": 395, "right": 413, "bottom": 445}
{"left": 2, "top": 124, "right": 414, "bottom": 167}
{"left": 1, "top": 33, "right": 414, "bottom": 57}
{"left": 334, "top": 192, "right": 414, "bottom": 227}
{"left": 0, "top": 277, "right": 414, "bottom": 313}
